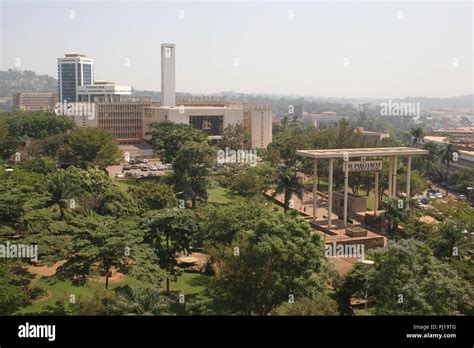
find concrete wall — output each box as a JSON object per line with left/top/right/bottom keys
{"left": 332, "top": 192, "right": 367, "bottom": 218}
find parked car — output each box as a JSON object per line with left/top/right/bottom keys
{"left": 149, "top": 164, "right": 157, "bottom": 171}
{"left": 435, "top": 192, "right": 443, "bottom": 198}
{"left": 428, "top": 194, "right": 437, "bottom": 200}
{"left": 165, "top": 164, "right": 172, "bottom": 170}
{"left": 415, "top": 202, "right": 426, "bottom": 209}
{"left": 125, "top": 172, "right": 134, "bottom": 177}
{"left": 141, "top": 166, "right": 149, "bottom": 171}
{"left": 116, "top": 172, "right": 125, "bottom": 178}
{"left": 157, "top": 164, "right": 166, "bottom": 171}
{"left": 123, "top": 163, "right": 132, "bottom": 170}
{"left": 131, "top": 164, "right": 138, "bottom": 169}
{"left": 148, "top": 171, "right": 157, "bottom": 177}
{"left": 133, "top": 172, "right": 143, "bottom": 178}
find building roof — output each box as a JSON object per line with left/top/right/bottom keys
{"left": 296, "top": 147, "right": 428, "bottom": 159}
{"left": 433, "top": 127, "right": 474, "bottom": 132}
{"left": 424, "top": 136, "right": 449, "bottom": 144}
{"left": 146, "top": 105, "right": 239, "bottom": 110}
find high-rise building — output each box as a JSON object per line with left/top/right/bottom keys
{"left": 58, "top": 53, "right": 94, "bottom": 102}
{"left": 161, "top": 44, "right": 175, "bottom": 106}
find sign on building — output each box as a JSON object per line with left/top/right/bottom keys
{"left": 347, "top": 160, "right": 382, "bottom": 172}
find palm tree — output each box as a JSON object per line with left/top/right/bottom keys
{"left": 440, "top": 143, "right": 455, "bottom": 181}
{"left": 111, "top": 285, "right": 171, "bottom": 315}
{"left": 422, "top": 142, "right": 439, "bottom": 176}
{"left": 46, "top": 171, "right": 73, "bottom": 219}
{"left": 382, "top": 197, "right": 409, "bottom": 238}
{"left": 273, "top": 167, "right": 303, "bottom": 213}
{"left": 409, "top": 127, "right": 424, "bottom": 147}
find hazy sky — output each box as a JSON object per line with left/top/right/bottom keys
{"left": 0, "top": 0, "right": 472, "bottom": 98}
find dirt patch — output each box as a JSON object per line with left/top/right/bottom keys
{"left": 89, "top": 267, "right": 127, "bottom": 283}
{"left": 419, "top": 215, "right": 440, "bottom": 225}
{"left": 27, "top": 260, "right": 66, "bottom": 277}
{"left": 327, "top": 257, "right": 357, "bottom": 277}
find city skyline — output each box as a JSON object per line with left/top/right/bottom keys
{"left": 1, "top": 1, "right": 473, "bottom": 99}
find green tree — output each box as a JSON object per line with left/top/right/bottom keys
{"left": 5, "top": 111, "right": 75, "bottom": 139}
{"left": 147, "top": 121, "right": 207, "bottom": 163}
{"left": 128, "top": 182, "right": 177, "bottom": 213}
{"left": 142, "top": 208, "right": 199, "bottom": 293}
{"left": 219, "top": 123, "right": 250, "bottom": 150}
{"left": 440, "top": 143, "right": 456, "bottom": 180}
{"left": 409, "top": 127, "right": 424, "bottom": 146}
{"left": 434, "top": 220, "right": 473, "bottom": 260}
{"left": 170, "top": 141, "right": 214, "bottom": 208}
{"left": 60, "top": 128, "right": 121, "bottom": 169}
{"left": 381, "top": 197, "right": 409, "bottom": 238}
{"left": 422, "top": 141, "right": 439, "bottom": 176}
{"left": 45, "top": 170, "right": 74, "bottom": 220}
{"left": 111, "top": 285, "right": 172, "bottom": 315}
{"left": 287, "top": 294, "right": 339, "bottom": 316}
{"left": 228, "top": 170, "right": 264, "bottom": 198}
{"left": 57, "top": 215, "right": 143, "bottom": 289}
{"left": 196, "top": 200, "right": 271, "bottom": 249}
{"left": 0, "top": 263, "right": 30, "bottom": 314}
{"left": 210, "top": 214, "right": 328, "bottom": 315}
{"left": 273, "top": 166, "right": 302, "bottom": 213}
{"left": 337, "top": 239, "right": 472, "bottom": 315}
{"left": 0, "top": 116, "right": 20, "bottom": 160}
{"left": 371, "top": 240, "right": 470, "bottom": 315}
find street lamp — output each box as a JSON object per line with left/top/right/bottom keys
{"left": 359, "top": 259, "right": 375, "bottom": 315}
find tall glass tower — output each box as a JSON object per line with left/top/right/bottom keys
{"left": 58, "top": 53, "right": 94, "bottom": 102}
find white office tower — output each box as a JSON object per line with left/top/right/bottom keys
{"left": 161, "top": 44, "right": 176, "bottom": 106}
{"left": 58, "top": 53, "right": 94, "bottom": 102}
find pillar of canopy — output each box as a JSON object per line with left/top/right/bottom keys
{"left": 296, "top": 147, "right": 428, "bottom": 229}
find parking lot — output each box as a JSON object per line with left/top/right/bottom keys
{"left": 107, "top": 158, "right": 171, "bottom": 179}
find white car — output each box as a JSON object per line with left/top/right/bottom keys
{"left": 149, "top": 164, "right": 157, "bottom": 171}
{"left": 157, "top": 164, "right": 166, "bottom": 171}
{"left": 428, "top": 194, "right": 437, "bottom": 200}
{"left": 115, "top": 172, "right": 125, "bottom": 178}
{"left": 435, "top": 192, "right": 443, "bottom": 198}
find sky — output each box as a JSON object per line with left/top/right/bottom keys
{"left": 0, "top": 0, "right": 472, "bottom": 99}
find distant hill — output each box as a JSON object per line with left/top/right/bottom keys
{"left": 387, "top": 95, "right": 474, "bottom": 112}
{"left": 0, "top": 69, "right": 57, "bottom": 97}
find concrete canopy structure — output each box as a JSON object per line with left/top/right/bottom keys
{"left": 296, "top": 147, "right": 428, "bottom": 229}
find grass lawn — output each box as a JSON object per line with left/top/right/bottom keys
{"left": 113, "top": 179, "right": 139, "bottom": 192}
{"left": 353, "top": 307, "right": 375, "bottom": 316}
{"left": 17, "top": 272, "right": 212, "bottom": 315}
{"left": 208, "top": 187, "right": 232, "bottom": 203}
